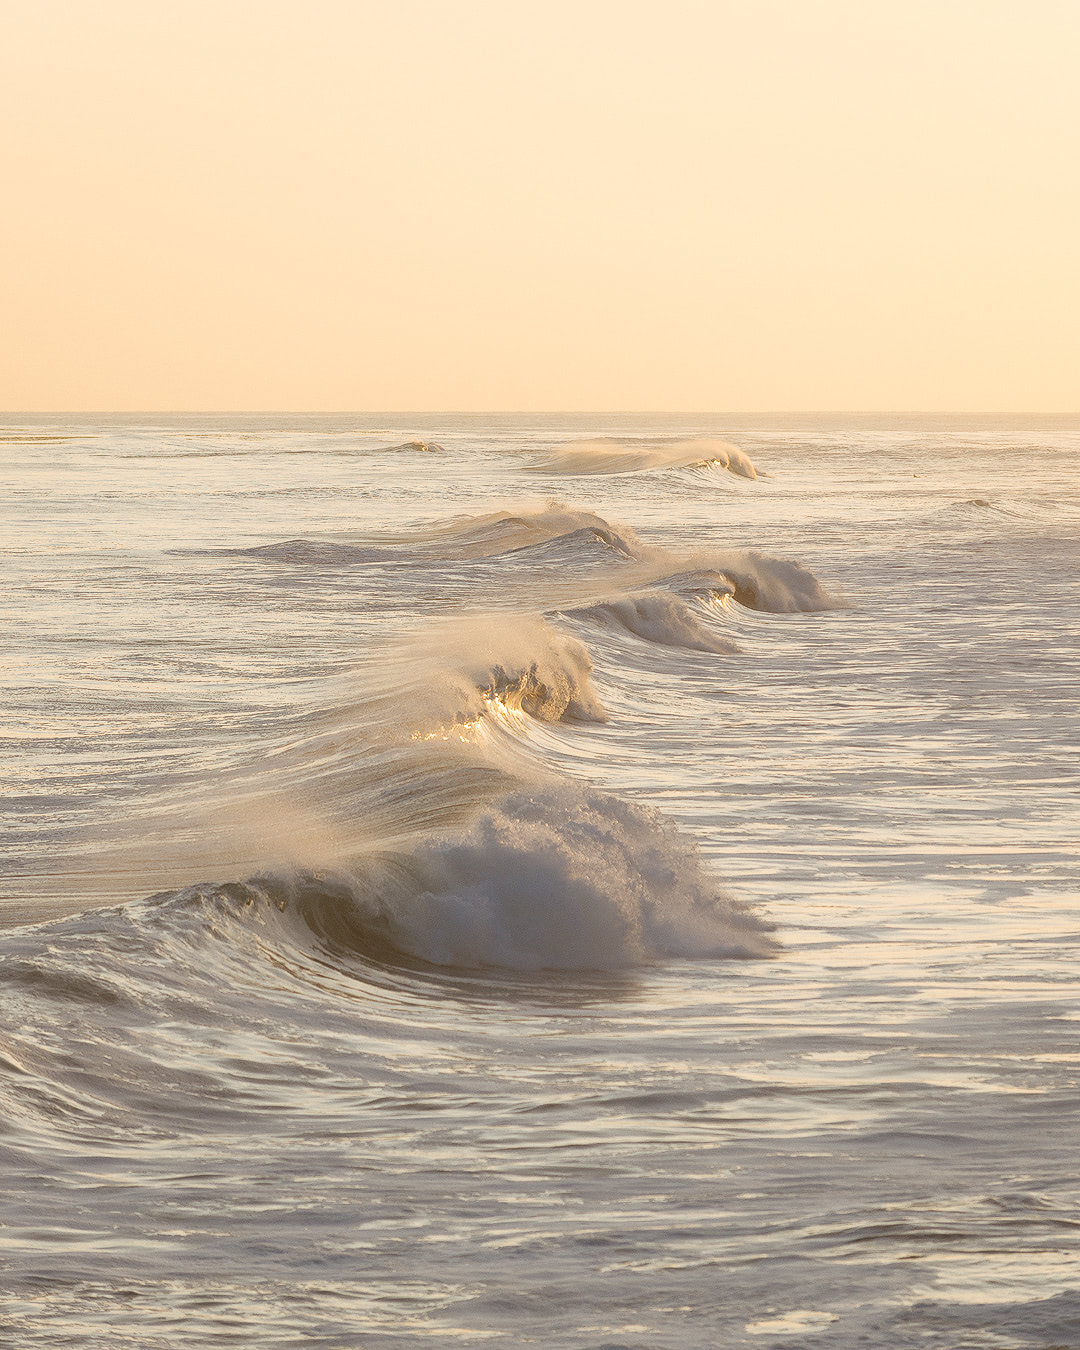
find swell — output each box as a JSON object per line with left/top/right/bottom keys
{"left": 382, "top": 439, "right": 446, "bottom": 453}
{"left": 408, "top": 504, "right": 650, "bottom": 559}
{"left": 185, "top": 538, "right": 401, "bottom": 564}
{"left": 175, "top": 504, "right": 655, "bottom": 569}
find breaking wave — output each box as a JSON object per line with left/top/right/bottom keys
{"left": 530, "top": 438, "right": 759, "bottom": 478}
{"left": 629, "top": 555, "right": 839, "bottom": 614}
{"left": 702, "top": 551, "right": 840, "bottom": 613}
{"left": 393, "top": 616, "right": 609, "bottom": 730}
{"left": 165, "top": 785, "right": 777, "bottom": 972}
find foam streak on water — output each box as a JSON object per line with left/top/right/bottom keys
{"left": 1, "top": 413, "right": 1078, "bottom": 1348}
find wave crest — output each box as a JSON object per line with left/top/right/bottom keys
{"left": 401, "top": 616, "right": 608, "bottom": 729}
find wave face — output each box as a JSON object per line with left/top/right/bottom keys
{"left": 7, "top": 412, "right": 1073, "bottom": 1350}
{"left": 566, "top": 590, "right": 741, "bottom": 652}
{"left": 406, "top": 503, "right": 654, "bottom": 559}
{"left": 530, "top": 436, "right": 759, "bottom": 477}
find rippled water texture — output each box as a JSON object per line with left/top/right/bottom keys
{"left": 2, "top": 413, "right": 1079, "bottom": 1348}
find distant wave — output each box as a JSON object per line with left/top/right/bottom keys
{"left": 530, "top": 438, "right": 759, "bottom": 479}
{"left": 704, "top": 551, "right": 839, "bottom": 613}
{"left": 0, "top": 431, "right": 89, "bottom": 443}
{"left": 413, "top": 504, "right": 658, "bottom": 562}
{"left": 947, "top": 497, "right": 1025, "bottom": 518}
{"left": 500, "top": 524, "right": 645, "bottom": 567}
{"left": 434, "top": 512, "right": 839, "bottom": 615}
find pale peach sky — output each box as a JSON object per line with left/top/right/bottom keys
{"left": 2, "top": 0, "right": 1078, "bottom": 411}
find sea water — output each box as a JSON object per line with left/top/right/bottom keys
{"left": 1, "top": 413, "right": 1078, "bottom": 1347}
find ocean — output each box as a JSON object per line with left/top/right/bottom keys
{"left": 1, "top": 413, "right": 1078, "bottom": 1348}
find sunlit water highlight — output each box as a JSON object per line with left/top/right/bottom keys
{"left": 1, "top": 413, "right": 1078, "bottom": 1348}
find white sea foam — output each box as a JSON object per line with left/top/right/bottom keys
{"left": 305, "top": 786, "right": 776, "bottom": 970}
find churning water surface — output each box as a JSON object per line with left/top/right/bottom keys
{"left": 1, "top": 413, "right": 1078, "bottom": 1348}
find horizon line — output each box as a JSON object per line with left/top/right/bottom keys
{"left": 4, "top": 408, "right": 1080, "bottom": 418}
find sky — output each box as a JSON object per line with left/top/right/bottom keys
{"left": 3, "top": 0, "right": 1078, "bottom": 412}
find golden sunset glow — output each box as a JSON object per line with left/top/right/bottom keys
{"left": 3, "top": 0, "right": 1078, "bottom": 410}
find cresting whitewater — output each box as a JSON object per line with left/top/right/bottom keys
{"left": 1, "top": 414, "right": 1078, "bottom": 1349}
